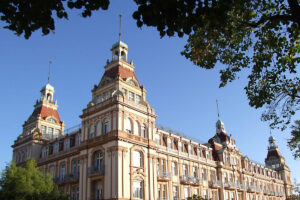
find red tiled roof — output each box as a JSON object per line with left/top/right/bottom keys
{"left": 31, "top": 105, "right": 61, "bottom": 122}
{"left": 103, "top": 65, "right": 139, "bottom": 84}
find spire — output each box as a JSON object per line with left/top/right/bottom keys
{"left": 216, "top": 99, "right": 220, "bottom": 119}
{"left": 215, "top": 100, "right": 226, "bottom": 133}
{"left": 119, "top": 14, "right": 122, "bottom": 42}
{"left": 48, "top": 60, "right": 52, "bottom": 84}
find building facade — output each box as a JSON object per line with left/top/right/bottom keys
{"left": 12, "top": 40, "right": 293, "bottom": 200}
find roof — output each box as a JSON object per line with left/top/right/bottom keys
{"left": 265, "top": 149, "right": 281, "bottom": 161}
{"left": 112, "top": 40, "right": 128, "bottom": 49}
{"left": 31, "top": 105, "right": 61, "bottom": 122}
{"left": 41, "top": 83, "right": 54, "bottom": 92}
{"left": 103, "top": 65, "right": 139, "bottom": 84}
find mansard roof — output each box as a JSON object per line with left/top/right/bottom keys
{"left": 103, "top": 65, "right": 139, "bottom": 85}
{"left": 265, "top": 148, "right": 281, "bottom": 161}
{"left": 31, "top": 105, "right": 61, "bottom": 122}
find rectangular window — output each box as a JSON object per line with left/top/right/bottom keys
{"left": 103, "top": 92, "right": 109, "bottom": 100}
{"left": 136, "top": 95, "right": 142, "bottom": 104}
{"left": 184, "top": 187, "right": 189, "bottom": 200}
{"left": 129, "top": 91, "right": 134, "bottom": 101}
{"left": 48, "top": 127, "right": 53, "bottom": 138}
{"left": 173, "top": 186, "right": 178, "bottom": 200}
{"left": 96, "top": 95, "right": 102, "bottom": 103}
{"left": 41, "top": 125, "right": 46, "bottom": 136}
{"left": 172, "top": 162, "right": 177, "bottom": 175}
{"left": 133, "top": 181, "right": 143, "bottom": 199}
{"left": 65, "top": 139, "right": 70, "bottom": 149}
{"left": 60, "top": 164, "right": 66, "bottom": 179}
{"left": 77, "top": 134, "right": 82, "bottom": 145}
{"left": 54, "top": 129, "right": 60, "bottom": 138}
{"left": 162, "top": 184, "right": 167, "bottom": 199}
{"left": 183, "top": 164, "right": 188, "bottom": 176}
{"left": 193, "top": 166, "right": 198, "bottom": 177}
{"left": 55, "top": 143, "right": 59, "bottom": 153}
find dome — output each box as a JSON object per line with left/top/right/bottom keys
{"left": 216, "top": 119, "right": 224, "bottom": 127}
{"left": 269, "top": 136, "right": 275, "bottom": 142}
{"left": 41, "top": 83, "right": 54, "bottom": 92}
{"left": 112, "top": 40, "right": 128, "bottom": 49}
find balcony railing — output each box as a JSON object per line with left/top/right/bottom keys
{"left": 65, "top": 173, "right": 79, "bottom": 182}
{"left": 224, "top": 182, "right": 239, "bottom": 190}
{"left": 180, "top": 175, "right": 203, "bottom": 185}
{"left": 157, "top": 170, "right": 172, "bottom": 181}
{"left": 247, "top": 185, "right": 257, "bottom": 192}
{"left": 238, "top": 184, "right": 247, "bottom": 190}
{"left": 209, "top": 180, "right": 221, "bottom": 188}
{"left": 88, "top": 166, "right": 105, "bottom": 176}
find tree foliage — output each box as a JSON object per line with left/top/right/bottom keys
{"left": 288, "top": 120, "right": 300, "bottom": 158}
{"left": 187, "top": 194, "right": 208, "bottom": 200}
{"left": 1, "top": 0, "right": 299, "bottom": 139}
{"left": 0, "top": 159, "right": 68, "bottom": 200}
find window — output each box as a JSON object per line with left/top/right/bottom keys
{"left": 48, "top": 127, "right": 53, "bottom": 138}
{"left": 133, "top": 151, "right": 142, "bottom": 167}
{"left": 55, "top": 143, "right": 59, "bottom": 153}
{"left": 94, "top": 151, "right": 103, "bottom": 170}
{"left": 193, "top": 166, "right": 198, "bottom": 177}
{"left": 133, "top": 181, "right": 143, "bottom": 199}
{"left": 103, "top": 91, "right": 109, "bottom": 100}
{"left": 96, "top": 95, "right": 102, "bottom": 103}
{"left": 125, "top": 118, "right": 132, "bottom": 133}
{"left": 173, "top": 186, "right": 179, "bottom": 200}
{"left": 54, "top": 129, "right": 60, "bottom": 138}
{"left": 102, "top": 119, "right": 109, "bottom": 134}
{"left": 161, "top": 159, "right": 166, "bottom": 172}
{"left": 162, "top": 184, "right": 167, "bottom": 199}
{"left": 47, "top": 117, "right": 57, "bottom": 123}
{"left": 129, "top": 91, "right": 134, "bottom": 101}
{"left": 96, "top": 122, "right": 101, "bottom": 136}
{"left": 183, "top": 164, "right": 188, "bottom": 176}
{"left": 141, "top": 125, "right": 146, "bottom": 138}
{"left": 134, "top": 121, "right": 140, "bottom": 136}
{"left": 60, "top": 164, "right": 66, "bottom": 179}
{"left": 89, "top": 125, "right": 95, "bottom": 138}
{"left": 65, "top": 139, "right": 70, "bottom": 150}
{"left": 136, "top": 95, "right": 142, "bottom": 104}
{"left": 202, "top": 168, "right": 207, "bottom": 180}
{"left": 71, "top": 186, "right": 79, "bottom": 200}
{"left": 173, "top": 139, "right": 178, "bottom": 150}
{"left": 77, "top": 134, "right": 82, "bottom": 145}
{"left": 183, "top": 143, "right": 188, "bottom": 153}
{"left": 95, "top": 181, "right": 103, "bottom": 200}
{"left": 129, "top": 80, "right": 136, "bottom": 86}
{"left": 184, "top": 187, "right": 189, "bottom": 200}
{"left": 172, "top": 162, "right": 177, "bottom": 175}
{"left": 41, "top": 125, "right": 46, "bottom": 136}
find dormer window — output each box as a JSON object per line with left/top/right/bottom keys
{"left": 129, "top": 80, "right": 137, "bottom": 86}
{"left": 47, "top": 117, "right": 57, "bottom": 123}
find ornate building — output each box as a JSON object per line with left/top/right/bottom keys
{"left": 12, "top": 39, "right": 293, "bottom": 200}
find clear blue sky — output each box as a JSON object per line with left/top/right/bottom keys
{"left": 0, "top": 0, "right": 299, "bottom": 181}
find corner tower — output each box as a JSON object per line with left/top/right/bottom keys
{"left": 80, "top": 40, "right": 157, "bottom": 200}
{"left": 12, "top": 82, "right": 65, "bottom": 164}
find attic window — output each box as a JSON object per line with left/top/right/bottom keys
{"left": 129, "top": 80, "right": 137, "bottom": 86}
{"left": 47, "top": 118, "right": 57, "bottom": 123}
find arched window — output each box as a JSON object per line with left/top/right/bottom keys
{"left": 141, "top": 124, "right": 146, "bottom": 138}
{"left": 96, "top": 122, "right": 101, "bottom": 136}
{"left": 134, "top": 121, "right": 140, "bottom": 136}
{"left": 132, "top": 150, "right": 142, "bottom": 167}
{"left": 125, "top": 118, "right": 132, "bottom": 133}
{"left": 102, "top": 119, "right": 109, "bottom": 134}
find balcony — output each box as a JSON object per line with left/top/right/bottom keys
{"left": 157, "top": 170, "right": 172, "bottom": 181}
{"left": 209, "top": 180, "right": 221, "bottom": 188}
{"left": 190, "top": 177, "right": 203, "bottom": 185}
{"left": 180, "top": 175, "right": 203, "bottom": 185}
{"left": 224, "top": 182, "right": 238, "bottom": 190}
{"left": 88, "top": 166, "right": 105, "bottom": 178}
{"left": 65, "top": 173, "right": 79, "bottom": 182}
{"left": 53, "top": 176, "right": 67, "bottom": 184}
{"left": 238, "top": 184, "right": 247, "bottom": 191}
{"left": 247, "top": 185, "right": 257, "bottom": 193}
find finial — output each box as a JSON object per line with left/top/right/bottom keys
{"left": 48, "top": 60, "right": 52, "bottom": 84}
{"left": 216, "top": 99, "right": 220, "bottom": 119}
{"left": 119, "top": 14, "right": 122, "bottom": 41}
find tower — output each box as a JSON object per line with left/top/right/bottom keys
{"left": 265, "top": 135, "right": 293, "bottom": 196}
{"left": 79, "top": 39, "right": 157, "bottom": 200}
{"left": 12, "top": 81, "right": 65, "bottom": 164}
